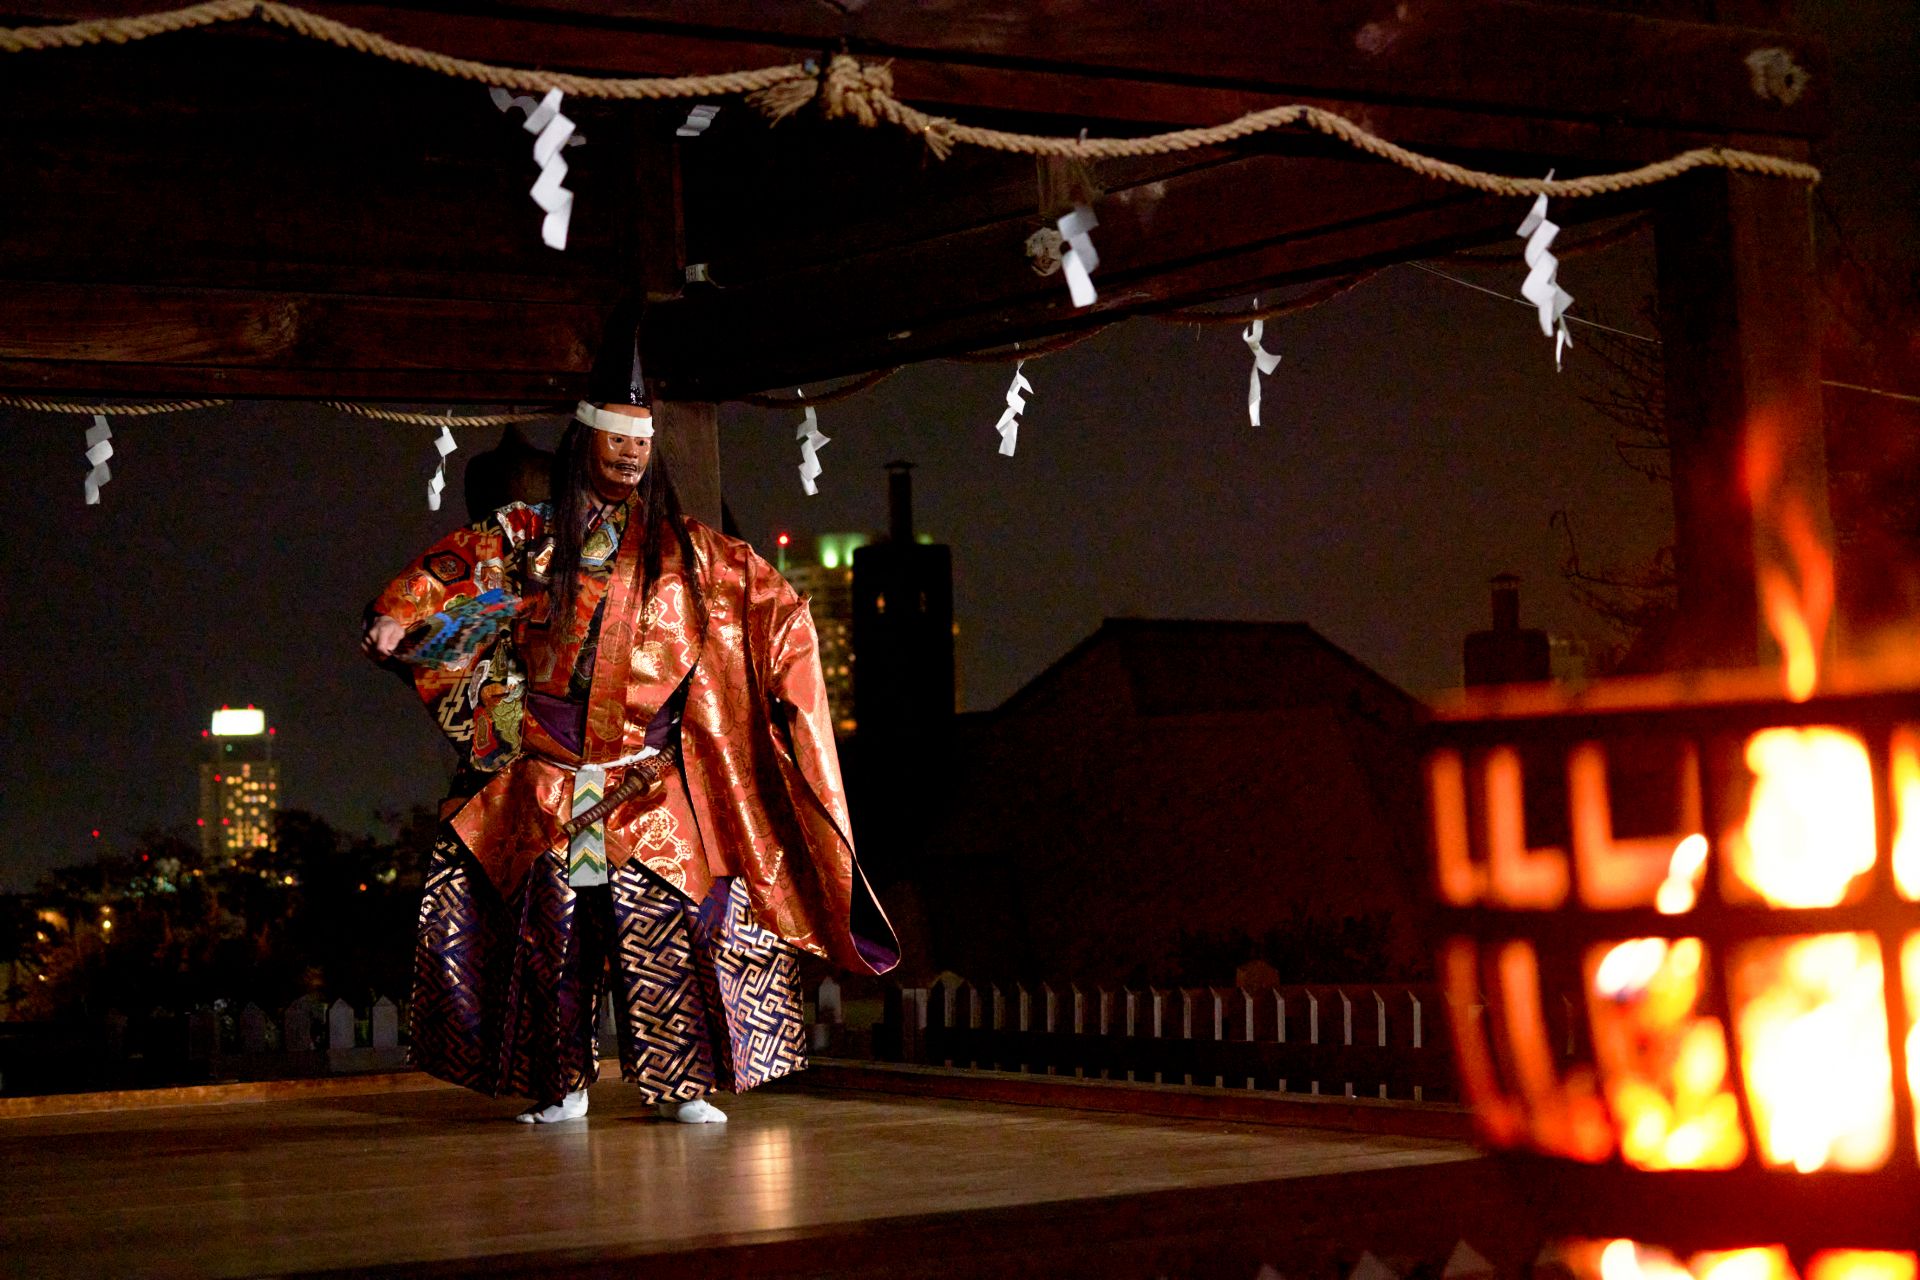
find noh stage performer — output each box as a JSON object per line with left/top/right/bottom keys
{"left": 363, "top": 301, "right": 897, "bottom": 1124}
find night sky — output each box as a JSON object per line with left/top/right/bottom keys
{"left": 0, "top": 0, "right": 1910, "bottom": 892}
{"left": 0, "top": 249, "right": 1671, "bottom": 890}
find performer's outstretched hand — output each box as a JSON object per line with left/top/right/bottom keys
{"left": 363, "top": 615, "right": 406, "bottom": 660}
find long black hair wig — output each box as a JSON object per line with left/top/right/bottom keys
{"left": 546, "top": 421, "right": 706, "bottom": 641}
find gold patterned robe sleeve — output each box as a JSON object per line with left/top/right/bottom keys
{"left": 678, "top": 524, "right": 898, "bottom": 975}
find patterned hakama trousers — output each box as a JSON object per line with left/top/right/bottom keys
{"left": 410, "top": 835, "right": 807, "bottom": 1105}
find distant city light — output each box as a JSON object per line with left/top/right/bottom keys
{"left": 816, "top": 532, "right": 871, "bottom": 573}
{"left": 210, "top": 708, "right": 267, "bottom": 737}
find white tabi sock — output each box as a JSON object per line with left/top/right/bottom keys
{"left": 656, "top": 1096, "right": 728, "bottom": 1124}
{"left": 513, "top": 1088, "right": 589, "bottom": 1124}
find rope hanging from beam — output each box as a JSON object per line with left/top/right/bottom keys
{"left": 0, "top": 394, "right": 554, "bottom": 425}
{"left": 0, "top": 395, "right": 232, "bottom": 416}
{"left": 0, "top": 4, "right": 1823, "bottom": 195}
{"left": 321, "top": 402, "right": 550, "bottom": 427}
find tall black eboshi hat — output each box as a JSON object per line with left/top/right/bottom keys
{"left": 574, "top": 299, "right": 654, "bottom": 436}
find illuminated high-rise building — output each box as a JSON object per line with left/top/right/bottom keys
{"left": 780, "top": 532, "right": 868, "bottom": 735}
{"left": 197, "top": 706, "right": 279, "bottom": 862}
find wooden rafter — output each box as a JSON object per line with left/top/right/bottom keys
{"left": 0, "top": 0, "right": 1826, "bottom": 399}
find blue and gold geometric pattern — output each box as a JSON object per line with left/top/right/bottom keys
{"left": 409, "top": 832, "right": 804, "bottom": 1106}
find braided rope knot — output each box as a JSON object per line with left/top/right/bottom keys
{"left": 820, "top": 54, "right": 892, "bottom": 127}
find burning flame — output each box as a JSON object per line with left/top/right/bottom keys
{"left": 1596, "top": 1242, "right": 1794, "bottom": 1280}
{"left": 1656, "top": 833, "right": 1709, "bottom": 915}
{"left": 1731, "top": 932, "right": 1892, "bottom": 1172}
{"left": 1600, "top": 1239, "right": 1690, "bottom": 1280}
{"left": 1747, "top": 410, "right": 1833, "bottom": 704}
{"left": 1589, "top": 937, "right": 1745, "bottom": 1170}
{"left": 1728, "top": 728, "right": 1875, "bottom": 907}
{"left": 1693, "top": 1251, "right": 1799, "bottom": 1280}
{"left": 1891, "top": 730, "right": 1920, "bottom": 900}
{"left": 1576, "top": 1242, "right": 1916, "bottom": 1280}
{"left": 1809, "top": 1257, "right": 1920, "bottom": 1280}
{"left": 1760, "top": 566, "right": 1823, "bottom": 702}
{"left": 1904, "top": 935, "right": 1920, "bottom": 1154}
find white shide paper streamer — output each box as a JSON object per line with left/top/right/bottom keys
{"left": 524, "top": 89, "right": 577, "bottom": 251}
{"left": 83, "top": 414, "right": 113, "bottom": 505}
{"left": 1242, "top": 318, "right": 1282, "bottom": 426}
{"left": 1516, "top": 176, "right": 1574, "bottom": 370}
{"left": 1056, "top": 204, "right": 1100, "bottom": 308}
{"left": 795, "top": 395, "right": 829, "bottom": 496}
{"left": 488, "top": 87, "right": 538, "bottom": 118}
{"left": 427, "top": 425, "right": 457, "bottom": 511}
{"left": 677, "top": 105, "right": 720, "bottom": 137}
{"left": 994, "top": 360, "right": 1031, "bottom": 456}
{"left": 489, "top": 87, "right": 586, "bottom": 149}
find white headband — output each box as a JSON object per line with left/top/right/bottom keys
{"left": 574, "top": 401, "right": 655, "bottom": 438}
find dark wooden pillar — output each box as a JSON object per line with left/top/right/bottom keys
{"left": 620, "top": 106, "right": 722, "bottom": 529}
{"left": 655, "top": 400, "right": 721, "bottom": 527}
{"left": 1654, "top": 153, "right": 1829, "bottom": 669}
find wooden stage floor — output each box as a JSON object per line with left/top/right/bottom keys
{"left": 1, "top": 1069, "right": 1524, "bottom": 1279}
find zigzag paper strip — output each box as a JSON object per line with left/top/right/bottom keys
{"left": 993, "top": 359, "right": 1031, "bottom": 456}
{"left": 1242, "top": 318, "right": 1282, "bottom": 426}
{"left": 795, "top": 395, "right": 829, "bottom": 495}
{"left": 523, "top": 88, "right": 576, "bottom": 251}
{"left": 426, "top": 423, "right": 457, "bottom": 510}
{"left": 83, "top": 413, "right": 112, "bottom": 505}
{"left": 1516, "top": 176, "right": 1574, "bottom": 370}
{"left": 1056, "top": 204, "right": 1100, "bottom": 308}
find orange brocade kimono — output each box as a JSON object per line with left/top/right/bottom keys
{"left": 374, "top": 499, "right": 896, "bottom": 1102}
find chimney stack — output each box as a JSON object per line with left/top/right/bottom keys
{"left": 886, "top": 460, "right": 915, "bottom": 544}
{"left": 1464, "top": 572, "right": 1550, "bottom": 686}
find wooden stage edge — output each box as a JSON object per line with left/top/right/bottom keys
{"left": 0, "top": 1057, "right": 1472, "bottom": 1138}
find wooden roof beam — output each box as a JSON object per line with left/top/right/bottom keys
{"left": 653, "top": 152, "right": 1641, "bottom": 400}
{"left": 0, "top": 0, "right": 1827, "bottom": 137}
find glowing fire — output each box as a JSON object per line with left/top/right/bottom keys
{"left": 1595, "top": 1241, "right": 1794, "bottom": 1280}
{"left": 1747, "top": 410, "right": 1833, "bottom": 704}
{"left": 1691, "top": 1250, "right": 1799, "bottom": 1280}
{"left": 1809, "top": 1256, "right": 1920, "bottom": 1280}
{"left": 1657, "top": 833, "right": 1709, "bottom": 915}
{"left": 1589, "top": 936, "right": 1746, "bottom": 1169}
{"left": 1576, "top": 1241, "right": 1915, "bottom": 1280}
{"left": 1727, "top": 727, "right": 1875, "bottom": 907}
{"left": 1731, "top": 932, "right": 1892, "bottom": 1172}
{"left": 1904, "top": 935, "right": 1920, "bottom": 1153}
{"left": 1892, "top": 729, "right": 1920, "bottom": 900}
{"left": 1599, "top": 1238, "right": 1690, "bottom": 1280}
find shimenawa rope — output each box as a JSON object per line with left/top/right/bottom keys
{"left": 0, "top": 5, "right": 1822, "bottom": 195}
